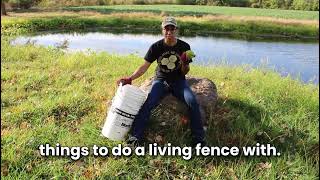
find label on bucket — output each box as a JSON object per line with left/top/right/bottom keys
{"left": 120, "top": 122, "right": 131, "bottom": 128}
{"left": 113, "top": 116, "right": 133, "bottom": 128}
{"left": 112, "top": 108, "right": 136, "bottom": 119}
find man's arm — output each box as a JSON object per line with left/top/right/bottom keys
{"left": 117, "top": 60, "right": 151, "bottom": 85}
{"left": 181, "top": 62, "right": 190, "bottom": 75}
{"left": 129, "top": 60, "right": 151, "bottom": 80}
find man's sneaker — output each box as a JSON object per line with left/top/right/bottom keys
{"left": 125, "top": 136, "right": 142, "bottom": 148}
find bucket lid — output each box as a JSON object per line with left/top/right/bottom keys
{"left": 120, "top": 85, "right": 147, "bottom": 96}
{"left": 116, "top": 93, "right": 146, "bottom": 100}
{"left": 114, "top": 94, "right": 146, "bottom": 104}
{"left": 115, "top": 91, "right": 146, "bottom": 100}
{"left": 112, "top": 95, "right": 145, "bottom": 109}
{"left": 112, "top": 100, "right": 144, "bottom": 111}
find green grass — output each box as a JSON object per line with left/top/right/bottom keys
{"left": 1, "top": 33, "right": 319, "bottom": 178}
{"left": 1, "top": 11, "right": 318, "bottom": 40}
{"left": 65, "top": 5, "right": 319, "bottom": 20}
{"left": 1, "top": 8, "right": 319, "bottom": 178}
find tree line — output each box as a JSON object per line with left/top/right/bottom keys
{"left": 1, "top": 0, "right": 319, "bottom": 15}
{"left": 193, "top": 0, "right": 318, "bottom": 11}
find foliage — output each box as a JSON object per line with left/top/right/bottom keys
{"left": 3, "top": 0, "right": 318, "bottom": 11}
{"left": 7, "top": 0, "right": 41, "bottom": 9}
{"left": 223, "top": 0, "right": 250, "bottom": 7}
{"left": 175, "top": 0, "right": 196, "bottom": 5}
{"left": 249, "top": 0, "right": 319, "bottom": 10}
{"left": 291, "top": 0, "right": 319, "bottom": 11}
{"left": 194, "top": 0, "right": 319, "bottom": 11}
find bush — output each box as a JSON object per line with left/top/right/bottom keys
{"left": 292, "top": 0, "right": 319, "bottom": 10}
{"left": 197, "top": 0, "right": 221, "bottom": 5}
{"left": 260, "top": 0, "right": 276, "bottom": 8}
{"left": 224, "top": 0, "right": 250, "bottom": 7}
{"left": 206, "top": 0, "right": 221, "bottom": 5}
{"left": 8, "top": 0, "right": 41, "bottom": 9}
{"left": 283, "top": 0, "right": 294, "bottom": 9}
{"left": 251, "top": 2, "right": 260, "bottom": 8}
{"left": 259, "top": 0, "right": 319, "bottom": 10}
{"left": 175, "top": 0, "right": 196, "bottom": 5}
{"left": 195, "top": 0, "right": 207, "bottom": 5}
{"left": 312, "top": 0, "right": 319, "bottom": 10}
{"left": 7, "top": 0, "right": 319, "bottom": 11}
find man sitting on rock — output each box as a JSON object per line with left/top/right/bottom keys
{"left": 117, "top": 17, "right": 206, "bottom": 147}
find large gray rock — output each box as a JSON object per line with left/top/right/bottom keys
{"left": 139, "top": 76, "right": 218, "bottom": 127}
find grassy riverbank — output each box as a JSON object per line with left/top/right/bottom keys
{"left": 1, "top": 9, "right": 318, "bottom": 40}
{"left": 1, "top": 33, "right": 319, "bottom": 178}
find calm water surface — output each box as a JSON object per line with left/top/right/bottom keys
{"left": 12, "top": 32, "right": 319, "bottom": 84}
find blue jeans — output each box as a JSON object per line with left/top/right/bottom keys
{"left": 131, "top": 79, "right": 205, "bottom": 143}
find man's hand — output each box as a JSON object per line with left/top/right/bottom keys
{"left": 185, "top": 50, "right": 195, "bottom": 60}
{"left": 180, "top": 50, "right": 195, "bottom": 75}
{"left": 117, "top": 77, "right": 132, "bottom": 85}
{"left": 180, "top": 50, "right": 195, "bottom": 64}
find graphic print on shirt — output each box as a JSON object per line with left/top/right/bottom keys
{"left": 157, "top": 51, "right": 181, "bottom": 73}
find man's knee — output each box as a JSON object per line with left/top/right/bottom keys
{"left": 151, "top": 79, "right": 166, "bottom": 88}
{"left": 144, "top": 82, "right": 167, "bottom": 109}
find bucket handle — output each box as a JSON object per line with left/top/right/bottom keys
{"left": 119, "top": 82, "right": 123, "bottom": 93}
{"left": 111, "top": 82, "right": 123, "bottom": 106}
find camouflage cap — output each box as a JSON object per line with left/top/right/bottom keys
{"left": 161, "top": 17, "right": 178, "bottom": 28}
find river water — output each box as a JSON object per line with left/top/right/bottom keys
{"left": 12, "top": 32, "right": 319, "bottom": 84}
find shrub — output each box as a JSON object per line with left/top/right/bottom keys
{"left": 175, "top": 0, "right": 196, "bottom": 5}
{"left": 292, "top": 0, "right": 319, "bottom": 10}
{"left": 195, "top": 0, "right": 207, "bottom": 5}
{"left": 206, "top": 0, "right": 220, "bottom": 5}
{"left": 251, "top": 2, "right": 260, "bottom": 8}
{"left": 224, "top": 0, "right": 250, "bottom": 7}
{"left": 312, "top": 0, "right": 319, "bottom": 10}
{"left": 8, "top": 0, "right": 41, "bottom": 9}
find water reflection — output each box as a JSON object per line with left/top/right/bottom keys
{"left": 12, "top": 32, "right": 319, "bottom": 84}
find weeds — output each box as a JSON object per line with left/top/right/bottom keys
{"left": 1, "top": 10, "right": 318, "bottom": 40}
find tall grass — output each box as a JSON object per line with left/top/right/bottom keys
{"left": 1, "top": 11, "right": 318, "bottom": 40}
{"left": 36, "top": 0, "right": 176, "bottom": 8}
{"left": 1, "top": 34, "right": 318, "bottom": 178}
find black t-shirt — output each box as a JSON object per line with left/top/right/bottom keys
{"left": 144, "top": 38, "right": 192, "bottom": 82}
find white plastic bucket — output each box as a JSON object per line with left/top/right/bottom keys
{"left": 102, "top": 84, "right": 147, "bottom": 141}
